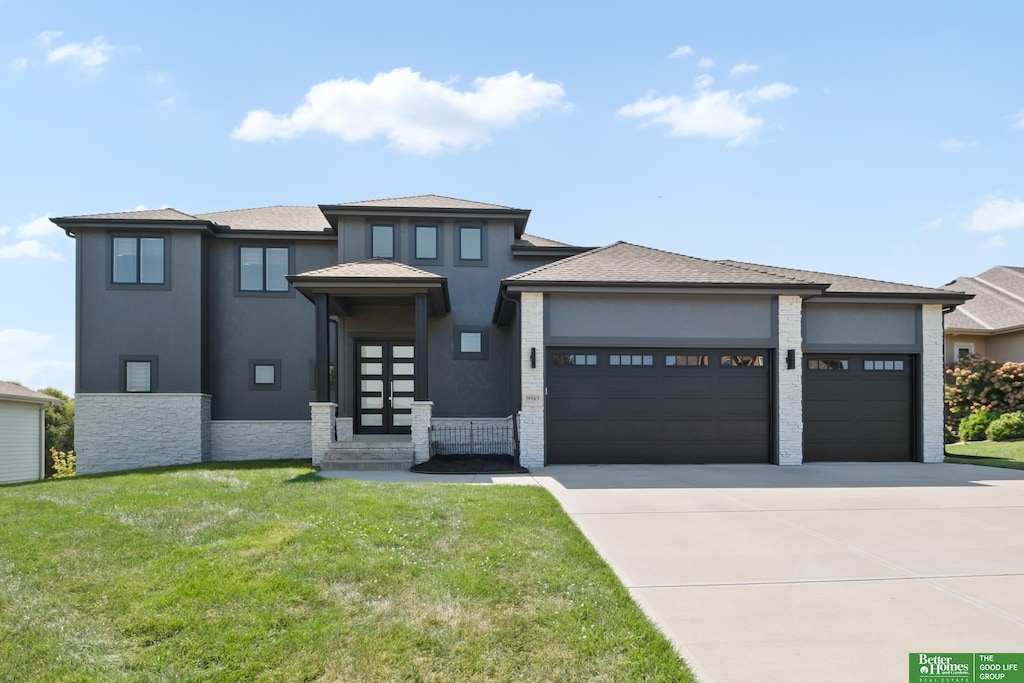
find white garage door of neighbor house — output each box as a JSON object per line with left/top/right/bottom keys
{"left": 0, "top": 402, "right": 43, "bottom": 483}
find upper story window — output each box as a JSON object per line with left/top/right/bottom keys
{"left": 415, "top": 225, "right": 438, "bottom": 260}
{"left": 371, "top": 224, "right": 394, "bottom": 259}
{"left": 113, "top": 236, "right": 165, "bottom": 284}
{"left": 459, "top": 226, "right": 482, "bottom": 261}
{"left": 121, "top": 356, "right": 157, "bottom": 393}
{"left": 240, "top": 246, "right": 290, "bottom": 292}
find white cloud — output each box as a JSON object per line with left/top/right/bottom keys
{"left": 668, "top": 45, "right": 694, "bottom": 58}
{"left": 14, "top": 215, "right": 58, "bottom": 238}
{"left": 731, "top": 63, "right": 759, "bottom": 75}
{"left": 158, "top": 95, "right": 176, "bottom": 107}
{"left": 697, "top": 57, "right": 716, "bottom": 69}
{"left": 0, "top": 226, "right": 9, "bottom": 237}
{"left": 694, "top": 74, "right": 714, "bottom": 89}
{"left": 0, "top": 240, "right": 62, "bottom": 260}
{"left": 147, "top": 72, "right": 167, "bottom": 85}
{"left": 9, "top": 57, "right": 28, "bottom": 71}
{"left": 36, "top": 29, "right": 64, "bottom": 46}
{"left": 939, "top": 138, "right": 978, "bottom": 151}
{"left": 46, "top": 37, "right": 113, "bottom": 71}
{"left": 964, "top": 196, "right": 1024, "bottom": 232}
{"left": 1012, "top": 109, "right": 1024, "bottom": 130}
{"left": 232, "top": 67, "right": 568, "bottom": 155}
{"left": 619, "top": 80, "right": 798, "bottom": 146}
{"left": 918, "top": 216, "right": 945, "bottom": 232}
{"left": 745, "top": 82, "right": 799, "bottom": 103}
{"left": 0, "top": 329, "right": 74, "bottom": 395}
{"left": 981, "top": 235, "right": 1007, "bottom": 249}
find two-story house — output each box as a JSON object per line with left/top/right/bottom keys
{"left": 53, "top": 195, "right": 968, "bottom": 474}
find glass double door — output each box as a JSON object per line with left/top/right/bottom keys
{"left": 356, "top": 341, "right": 415, "bottom": 434}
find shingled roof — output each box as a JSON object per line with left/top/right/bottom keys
{"left": 943, "top": 266, "right": 1024, "bottom": 332}
{"left": 0, "top": 381, "right": 60, "bottom": 404}
{"left": 720, "top": 259, "right": 955, "bottom": 296}
{"left": 56, "top": 208, "right": 202, "bottom": 222}
{"left": 196, "top": 206, "right": 330, "bottom": 232}
{"left": 505, "top": 242, "right": 816, "bottom": 287}
{"left": 290, "top": 259, "right": 444, "bottom": 281}
{"left": 334, "top": 194, "right": 516, "bottom": 210}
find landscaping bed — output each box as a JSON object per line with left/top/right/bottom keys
{"left": 0, "top": 461, "right": 691, "bottom": 682}
{"left": 411, "top": 453, "right": 529, "bottom": 474}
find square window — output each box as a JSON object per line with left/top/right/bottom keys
{"left": 239, "top": 246, "right": 291, "bottom": 293}
{"left": 125, "top": 361, "right": 152, "bottom": 392}
{"left": 113, "top": 236, "right": 165, "bottom": 285}
{"left": 415, "top": 226, "right": 438, "bottom": 260}
{"left": 254, "top": 364, "right": 275, "bottom": 385}
{"left": 460, "top": 331, "right": 482, "bottom": 354}
{"left": 459, "top": 227, "right": 482, "bottom": 260}
{"left": 372, "top": 225, "right": 394, "bottom": 258}
{"left": 895, "top": 360, "right": 904, "bottom": 371}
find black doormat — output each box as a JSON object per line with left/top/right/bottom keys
{"left": 411, "top": 454, "right": 529, "bottom": 475}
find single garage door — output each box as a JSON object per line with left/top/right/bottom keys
{"left": 803, "top": 354, "right": 914, "bottom": 461}
{"left": 546, "top": 348, "right": 771, "bottom": 464}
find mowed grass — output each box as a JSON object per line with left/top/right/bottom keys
{"left": 946, "top": 440, "right": 1024, "bottom": 470}
{"left": 0, "top": 462, "right": 692, "bottom": 682}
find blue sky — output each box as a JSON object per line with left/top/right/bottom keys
{"left": 2, "top": 1, "right": 1023, "bottom": 395}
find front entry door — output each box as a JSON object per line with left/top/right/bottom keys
{"left": 356, "top": 341, "right": 415, "bottom": 434}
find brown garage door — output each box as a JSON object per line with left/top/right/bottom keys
{"left": 546, "top": 348, "right": 771, "bottom": 464}
{"left": 803, "top": 354, "right": 914, "bottom": 461}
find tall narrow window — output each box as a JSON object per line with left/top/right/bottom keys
{"left": 459, "top": 227, "right": 482, "bottom": 261}
{"left": 240, "top": 246, "right": 290, "bottom": 292}
{"left": 415, "top": 225, "right": 438, "bottom": 260}
{"left": 371, "top": 225, "right": 394, "bottom": 258}
{"left": 113, "top": 236, "right": 165, "bottom": 284}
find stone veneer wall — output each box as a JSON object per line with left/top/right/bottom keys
{"left": 519, "top": 292, "right": 545, "bottom": 468}
{"left": 309, "top": 402, "right": 337, "bottom": 466}
{"left": 75, "top": 394, "right": 210, "bottom": 475}
{"left": 777, "top": 295, "right": 804, "bottom": 465}
{"left": 921, "top": 304, "right": 945, "bottom": 463}
{"left": 209, "top": 421, "right": 311, "bottom": 461}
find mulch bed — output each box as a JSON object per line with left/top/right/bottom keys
{"left": 411, "top": 454, "right": 530, "bottom": 475}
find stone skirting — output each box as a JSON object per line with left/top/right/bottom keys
{"left": 209, "top": 420, "right": 311, "bottom": 461}
{"left": 75, "top": 393, "right": 211, "bottom": 475}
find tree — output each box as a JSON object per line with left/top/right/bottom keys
{"left": 37, "top": 387, "right": 74, "bottom": 454}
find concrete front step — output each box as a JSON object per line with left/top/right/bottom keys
{"left": 320, "top": 459, "right": 411, "bottom": 471}
{"left": 321, "top": 441, "right": 414, "bottom": 471}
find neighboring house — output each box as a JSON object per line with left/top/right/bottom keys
{"left": 0, "top": 381, "right": 58, "bottom": 483}
{"left": 942, "top": 266, "right": 1024, "bottom": 364}
{"left": 53, "top": 195, "right": 969, "bottom": 474}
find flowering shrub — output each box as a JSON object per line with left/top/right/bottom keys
{"left": 49, "top": 449, "right": 76, "bottom": 478}
{"left": 945, "top": 355, "right": 1024, "bottom": 437}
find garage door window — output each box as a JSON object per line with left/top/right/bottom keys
{"left": 808, "top": 359, "right": 849, "bottom": 371}
{"left": 609, "top": 354, "right": 653, "bottom": 366}
{"left": 864, "top": 359, "right": 904, "bottom": 371}
{"left": 552, "top": 353, "right": 596, "bottom": 366}
{"left": 721, "top": 355, "right": 764, "bottom": 367}
{"left": 666, "top": 354, "right": 709, "bottom": 366}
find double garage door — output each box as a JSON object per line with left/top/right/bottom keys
{"left": 546, "top": 348, "right": 914, "bottom": 464}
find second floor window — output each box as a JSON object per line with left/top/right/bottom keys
{"left": 240, "top": 246, "right": 289, "bottom": 292}
{"left": 459, "top": 227, "right": 482, "bottom": 261}
{"left": 415, "top": 225, "right": 438, "bottom": 260}
{"left": 371, "top": 224, "right": 394, "bottom": 258}
{"left": 113, "top": 236, "right": 165, "bottom": 284}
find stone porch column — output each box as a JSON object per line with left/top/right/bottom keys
{"left": 777, "top": 295, "right": 803, "bottom": 465}
{"left": 519, "top": 291, "right": 545, "bottom": 468}
{"left": 310, "top": 402, "right": 337, "bottom": 466}
{"left": 921, "top": 304, "right": 945, "bottom": 463}
{"left": 411, "top": 400, "right": 433, "bottom": 464}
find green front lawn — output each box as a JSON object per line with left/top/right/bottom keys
{"left": 0, "top": 462, "right": 691, "bottom": 682}
{"left": 945, "top": 440, "right": 1024, "bottom": 470}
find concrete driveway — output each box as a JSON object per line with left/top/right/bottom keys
{"left": 531, "top": 463, "right": 1024, "bottom": 683}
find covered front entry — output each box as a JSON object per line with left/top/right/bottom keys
{"left": 355, "top": 341, "right": 416, "bottom": 434}
{"left": 546, "top": 347, "right": 772, "bottom": 464}
{"left": 803, "top": 354, "right": 915, "bottom": 461}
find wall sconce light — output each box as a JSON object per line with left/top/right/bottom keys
{"left": 786, "top": 349, "right": 796, "bottom": 370}
{"left": 530, "top": 347, "right": 536, "bottom": 369}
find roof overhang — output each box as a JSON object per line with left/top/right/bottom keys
{"left": 0, "top": 393, "right": 59, "bottom": 406}
{"left": 319, "top": 204, "right": 532, "bottom": 237}
{"left": 511, "top": 245, "right": 594, "bottom": 257}
{"left": 51, "top": 217, "right": 218, "bottom": 238}
{"left": 287, "top": 275, "right": 451, "bottom": 316}
{"left": 805, "top": 291, "right": 973, "bottom": 307}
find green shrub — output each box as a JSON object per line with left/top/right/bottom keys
{"left": 945, "top": 356, "right": 1024, "bottom": 437}
{"left": 49, "top": 449, "right": 76, "bottom": 478}
{"left": 958, "top": 410, "right": 999, "bottom": 442}
{"left": 985, "top": 412, "right": 1024, "bottom": 442}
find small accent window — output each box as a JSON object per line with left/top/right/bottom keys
{"left": 113, "top": 236, "right": 165, "bottom": 284}
{"left": 553, "top": 353, "right": 597, "bottom": 366}
{"left": 459, "top": 226, "right": 482, "bottom": 260}
{"left": 454, "top": 326, "right": 489, "bottom": 360}
{"left": 954, "top": 343, "right": 975, "bottom": 361}
{"left": 666, "top": 355, "right": 709, "bottom": 367}
{"left": 415, "top": 225, "right": 438, "bottom": 260}
{"left": 249, "top": 359, "right": 282, "bottom": 390}
{"left": 125, "top": 360, "right": 152, "bottom": 393}
{"left": 864, "top": 359, "right": 904, "bottom": 371}
{"left": 460, "top": 332, "right": 482, "bottom": 354}
{"left": 808, "top": 359, "right": 849, "bottom": 371}
{"left": 372, "top": 224, "right": 394, "bottom": 259}
{"left": 240, "top": 246, "right": 290, "bottom": 292}
{"left": 610, "top": 354, "right": 653, "bottom": 366}
{"left": 721, "top": 355, "right": 764, "bottom": 367}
